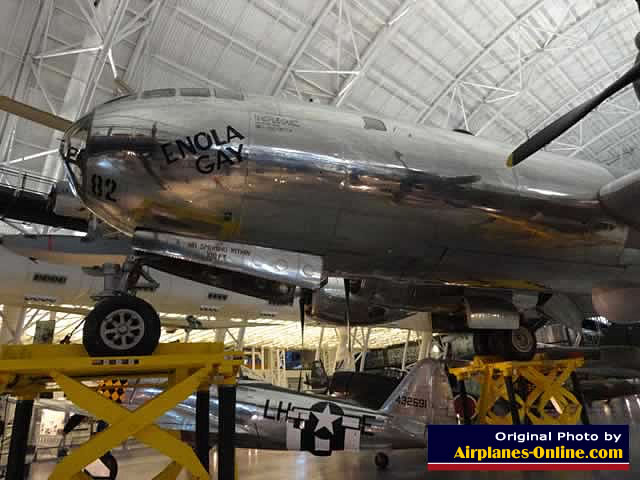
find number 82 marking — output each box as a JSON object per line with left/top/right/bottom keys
{"left": 91, "top": 174, "right": 117, "bottom": 202}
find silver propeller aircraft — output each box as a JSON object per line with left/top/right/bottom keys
{"left": 3, "top": 15, "right": 640, "bottom": 359}
{"left": 40, "top": 358, "right": 456, "bottom": 470}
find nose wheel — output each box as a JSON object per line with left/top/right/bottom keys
{"left": 83, "top": 295, "right": 161, "bottom": 357}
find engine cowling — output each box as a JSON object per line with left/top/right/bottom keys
{"left": 464, "top": 297, "right": 519, "bottom": 329}
{"left": 312, "top": 278, "right": 521, "bottom": 329}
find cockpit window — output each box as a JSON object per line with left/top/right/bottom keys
{"left": 362, "top": 116, "right": 387, "bottom": 131}
{"left": 180, "top": 87, "right": 211, "bottom": 97}
{"left": 214, "top": 88, "right": 244, "bottom": 101}
{"left": 142, "top": 88, "right": 176, "bottom": 99}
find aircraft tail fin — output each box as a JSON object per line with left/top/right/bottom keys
{"left": 379, "top": 359, "right": 456, "bottom": 423}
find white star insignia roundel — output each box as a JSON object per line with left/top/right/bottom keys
{"left": 312, "top": 404, "right": 341, "bottom": 434}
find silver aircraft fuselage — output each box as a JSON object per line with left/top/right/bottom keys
{"left": 61, "top": 90, "right": 636, "bottom": 295}
{"left": 134, "top": 358, "right": 456, "bottom": 456}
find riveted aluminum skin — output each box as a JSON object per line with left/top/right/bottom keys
{"left": 61, "top": 91, "right": 635, "bottom": 295}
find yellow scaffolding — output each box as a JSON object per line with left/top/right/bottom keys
{"left": 0, "top": 342, "right": 243, "bottom": 480}
{"left": 448, "top": 354, "right": 584, "bottom": 425}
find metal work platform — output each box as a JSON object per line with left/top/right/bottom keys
{"left": 449, "top": 354, "right": 586, "bottom": 426}
{"left": 0, "top": 343, "right": 243, "bottom": 480}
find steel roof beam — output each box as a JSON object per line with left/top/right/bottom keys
{"left": 331, "top": 0, "right": 414, "bottom": 107}
{"left": 416, "top": 0, "right": 547, "bottom": 124}
{"left": 77, "top": 0, "right": 131, "bottom": 115}
{"left": 465, "top": 1, "right": 618, "bottom": 138}
{"left": 0, "top": 0, "right": 51, "bottom": 164}
{"left": 122, "top": 0, "right": 167, "bottom": 90}
{"left": 271, "top": 0, "right": 337, "bottom": 96}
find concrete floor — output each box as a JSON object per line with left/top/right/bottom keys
{"left": 27, "top": 445, "right": 640, "bottom": 480}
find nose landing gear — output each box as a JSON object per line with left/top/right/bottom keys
{"left": 82, "top": 259, "right": 161, "bottom": 357}
{"left": 83, "top": 295, "right": 161, "bottom": 357}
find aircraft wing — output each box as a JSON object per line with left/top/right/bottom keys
{"left": 21, "top": 303, "right": 282, "bottom": 330}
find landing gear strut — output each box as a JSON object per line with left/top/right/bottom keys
{"left": 473, "top": 326, "right": 536, "bottom": 361}
{"left": 82, "top": 259, "right": 161, "bottom": 357}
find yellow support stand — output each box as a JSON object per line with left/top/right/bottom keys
{"left": 0, "top": 343, "right": 242, "bottom": 480}
{"left": 449, "top": 354, "right": 584, "bottom": 425}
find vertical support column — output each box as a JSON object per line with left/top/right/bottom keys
{"left": 504, "top": 375, "right": 521, "bottom": 425}
{"left": 218, "top": 385, "right": 236, "bottom": 480}
{"left": 359, "top": 328, "right": 371, "bottom": 372}
{"left": 417, "top": 314, "right": 433, "bottom": 361}
{"left": 458, "top": 380, "right": 472, "bottom": 425}
{"left": 334, "top": 327, "right": 354, "bottom": 371}
{"left": 401, "top": 330, "right": 411, "bottom": 370}
{"left": 251, "top": 347, "right": 256, "bottom": 370}
{"left": 571, "top": 371, "right": 590, "bottom": 425}
{"left": 0, "top": 307, "right": 26, "bottom": 345}
{"left": 214, "top": 328, "right": 226, "bottom": 344}
{"left": 315, "top": 327, "right": 325, "bottom": 361}
{"left": 196, "top": 388, "right": 210, "bottom": 473}
{"left": 6, "top": 399, "right": 34, "bottom": 480}
{"left": 237, "top": 327, "right": 246, "bottom": 350}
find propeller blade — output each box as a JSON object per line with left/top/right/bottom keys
{"left": 344, "top": 279, "right": 352, "bottom": 353}
{"left": 634, "top": 51, "right": 640, "bottom": 103}
{"left": 0, "top": 96, "right": 73, "bottom": 133}
{"left": 299, "top": 294, "right": 305, "bottom": 347}
{"left": 507, "top": 61, "right": 640, "bottom": 167}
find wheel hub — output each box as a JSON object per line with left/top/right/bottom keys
{"left": 511, "top": 328, "right": 534, "bottom": 353}
{"left": 100, "top": 309, "right": 145, "bottom": 351}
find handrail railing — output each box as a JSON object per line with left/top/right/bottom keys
{"left": 0, "top": 165, "right": 57, "bottom": 197}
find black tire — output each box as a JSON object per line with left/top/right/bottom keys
{"left": 487, "top": 332, "right": 506, "bottom": 358}
{"left": 503, "top": 327, "right": 536, "bottom": 361}
{"left": 473, "top": 332, "right": 491, "bottom": 356}
{"left": 374, "top": 452, "right": 389, "bottom": 470}
{"left": 83, "top": 295, "right": 161, "bottom": 357}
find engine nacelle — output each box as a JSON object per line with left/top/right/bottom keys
{"left": 312, "top": 278, "right": 521, "bottom": 329}
{"left": 464, "top": 297, "right": 520, "bottom": 329}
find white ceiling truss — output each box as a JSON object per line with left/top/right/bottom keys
{"left": 2, "top": 0, "right": 640, "bottom": 346}
{"left": 2, "top": 0, "right": 640, "bottom": 175}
